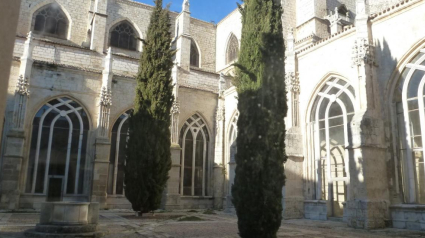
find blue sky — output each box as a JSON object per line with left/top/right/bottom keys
{"left": 135, "top": 0, "right": 241, "bottom": 23}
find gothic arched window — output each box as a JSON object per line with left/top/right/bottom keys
{"left": 33, "top": 4, "right": 69, "bottom": 39}
{"left": 308, "top": 77, "right": 356, "bottom": 217}
{"left": 107, "top": 110, "right": 131, "bottom": 195}
{"left": 25, "top": 97, "right": 90, "bottom": 195}
{"left": 226, "top": 34, "right": 239, "bottom": 65}
{"left": 227, "top": 111, "right": 239, "bottom": 196}
{"left": 110, "top": 22, "right": 138, "bottom": 51}
{"left": 179, "top": 114, "right": 210, "bottom": 196}
{"left": 190, "top": 40, "right": 200, "bottom": 68}
{"left": 393, "top": 49, "right": 425, "bottom": 204}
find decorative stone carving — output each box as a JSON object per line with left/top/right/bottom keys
{"left": 99, "top": 86, "right": 112, "bottom": 107}
{"left": 98, "top": 87, "right": 112, "bottom": 137}
{"left": 171, "top": 100, "right": 180, "bottom": 144}
{"left": 171, "top": 101, "right": 180, "bottom": 114}
{"left": 219, "top": 73, "right": 226, "bottom": 98}
{"left": 216, "top": 104, "right": 224, "bottom": 122}
{"left": 15, "top": 75, "right": 30, "bottom": 96}
{"left": 182, "top": 0, "right": 190, "bottom": 12}
{"left": 285, "top": 72, "right": 300, "bottom": 94}
{"left": 352, "top": 38, "right": 374, "bottom": 67}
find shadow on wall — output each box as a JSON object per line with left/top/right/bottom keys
{"left": 344, "top": 37, "right": 399, "bottom": 228}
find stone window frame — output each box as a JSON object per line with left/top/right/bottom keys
{"left": 107, "top": 110, "right": 132, "bottom": 196}
{"left": 308, "top": 77, "right": 356, "bottom": 215}
{"left": 179, "top": 114, "right": 210, "bottom": 197}
{"left": 108, "top": 21, "right": 140, "bottom": 52}
{"left": 31, "top": 3, "right": 70, "bottom": 40}
{"left": 25, "top": 97, "right": 90, "bottom": 196}
{"left": 226, "top": 33, "right": 239, "bottom": 65}
{"left": 190, "top": 39, "right": 201, "bottom": 68}
{"left": 392, "top": 47, "right": 425, "bottom": 204}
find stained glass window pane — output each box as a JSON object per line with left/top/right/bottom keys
{"left": 194, "top": 132, "right": 204, "bottom": 196}
{"left": 183, "top": 131, "right": 193, "bottom": 195}
{"left": 408, "top": 71, "right": 425, "bottom": 99}
{"left": 329, "top": 103, "right": 343, "bottom": 118}
{"left": 190, "top": 40, "right": 200, "bottom": 67}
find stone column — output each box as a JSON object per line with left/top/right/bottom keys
{"left": 344, "top": 0, "right": 390, "bottom": 229}
{"left": 163, "top": 48, "right": 182, "bottom": 209}
{"left": 282, "top": 28, "right": 305, "bottom": 219}
{"left": 213, "top": 74, "right": 226, "bottom": 209}
{"left": 90, "top": 0, "right": 108, "bottom": 53}
{"left": 0, "top": 32, "right": 34, "bottom": 210}
{"left": 91, "top": 48, "right": 113, "bottom": 208}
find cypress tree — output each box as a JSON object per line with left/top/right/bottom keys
{"left": 232, "top": 0, "right": 287, "bottom": 237}
{"left": 125, "top": 0, "right": 174, "bottom": 215}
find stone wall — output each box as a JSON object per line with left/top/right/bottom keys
{"left": 190, "top": 19, "right": 216, "bottom": 72}
{"left": 216, "top": 9, "right": 241, "bottom": 73}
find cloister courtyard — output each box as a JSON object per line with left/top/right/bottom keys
{"left": 0, "top": 210, "right": 425, "bottom": 238}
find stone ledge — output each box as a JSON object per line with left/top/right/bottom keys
{"left": 390, "top": 204, "right": 425, "bottom": 231}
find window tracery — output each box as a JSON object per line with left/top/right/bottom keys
{"left": 25, "top": 97, "right": 89, "bottom": 195}
{"left": 179, "top": 114, "right": 210, "bottom": 196}
{"left": 33, "top": 4, "right": 69, "bottom": 39}
{"left": 226, "top": 34, "right": 239, "bottom": 65}
{"left": 107, "top": 110, "right": 131, "bottom": 195}
{"left": 394, "top": 49, "right": 425, "bottom": 204}
{"left": 110, "top": 22, "right": 138, "bottom": 51}
{"left": 309, "top": 77, "right": 356, "bottom": 217}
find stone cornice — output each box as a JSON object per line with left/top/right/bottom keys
{"left": 370, "top": 0, "right": 423, "bottom": 22}
{"left": 296, "top": 25, "right": 356, "bottom": 56}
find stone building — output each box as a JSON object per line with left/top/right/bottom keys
{"left": 1, "top": 0, "right": 425, "bottom": 231}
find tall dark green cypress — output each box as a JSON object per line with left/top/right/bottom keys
{"left": 125, "top": 0, "right": 174, "bottom": 215}
{"left": 232, "top": 0, "right": 287, "bottom": 237}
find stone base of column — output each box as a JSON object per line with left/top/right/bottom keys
{"left": 0, "top": 129, "right": 25, "bottom": 210}
{"left": 283, "top": 196, "right": 304, "bottom": 219}
{"left": 163, "top": 144, "right": 181, "bottom": 210}
{"left": 213, "top": 165, "right": 224, "bottom": 210}
{"left": 225, "top": 195, "right": 235, "bottom": 213}
{"left": 90, "top": 138, "right": 110, "bottom": 209}
{"left": 344, "top": 200, "right": 389, "bottom": 229}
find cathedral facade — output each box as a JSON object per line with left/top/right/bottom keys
{"left": 1, "top": 0, "right": 425, "bottom": 231}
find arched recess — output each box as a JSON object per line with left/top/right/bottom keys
{"left": 30, "top": 1, "right": 72, "bottom": 39}
{"left": 225, "top": 33, "right": 239, "bottom": 65}
{"left": 306, "top": 76, "right": 356, "bottom": 217}
{"left": 107, "top": 19, "right": 141, "bottom": 51}
{"left": 107, "top": 109, "right": 132, "bottom": 195}
{"left": 24, "top": 97, "right": 90, "bottom": 196}
{"left": 225, "top": 110, "right": 239, "bottom": 197}
{"left": 388, "top": 41, "right": 425, "bottom": 204}
{"left": 179, "top": 113, "right": 211, "bottom": 196}
{"left": 190, "top": 39, "right": 201, "bottom": 68}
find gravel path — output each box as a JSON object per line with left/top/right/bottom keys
{"left": 1, "top": 210, "right": 425, "bottom": 238}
